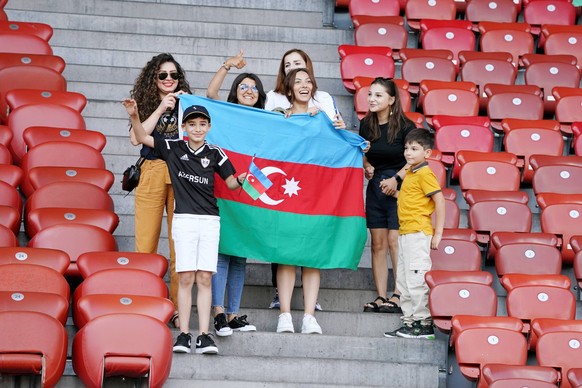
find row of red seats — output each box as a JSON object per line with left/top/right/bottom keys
{"left": 0, "top": 248, "right": 174, "bottom": 387}
{"left": 1, "top": 9, "right": 174, "bottom": 388}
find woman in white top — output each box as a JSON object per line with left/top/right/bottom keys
{"left": 265, "top": 48, "right": 338, "bottom": 121}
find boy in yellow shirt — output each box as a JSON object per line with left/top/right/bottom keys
{"left": 384, "top": 128, "right": 445, "bottom": 339}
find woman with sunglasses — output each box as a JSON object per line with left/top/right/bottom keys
{"left": 129, "top": 53, "right": 191, "bottom": 329}
{"left": 204, "top": 50, "right": 266, "bottom": 336}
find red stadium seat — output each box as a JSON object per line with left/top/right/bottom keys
{"left": 536, "top": 193, "right": 582, "bottom": 210}
{"left": 72, "top": 314, "right": 172, "bottom": 388}
{"left": 20, "top": 142, "right": 105, "bottom": 197}
{"left": 0, "top": 311, "right": 67, "bottom": 388}
{"left": 485, "top": 83, "right": 544, "bottom": 132}
{"left": 72, "top": 268, "right": 168, "bottom": 309}
{"left": 418, "top": 80, "right": 479, "bottom": 125}
{"left": 434, "top": 120, "right": 493, "bottom": 172}
{"left": 353, "top": 77, "right": 411, "bottom": 119}
{"left": 28, "top": 166, "right": 114, "bottom": 193}
{"left": 490, "top": 231, "right": 559, "bottom": 261}
{"left": 540, "top": 203, "right": 582, "bottom": 264}
{"left": 568, "top": 369, "right": 582, "bottom": 388}
{"left": 464, "top": 189, "right": 529, "bottom": 206}
{"left": 0, "top": 123, "right": 11, "bottom": 145}
{"left": 524, "top": 0, "right": 576, "bottom": 35}
{"left": 0, "top": 32, "right": 52, "bottom": 55}
{"left": 349, "top": 0, "right": 401, "bottom": 23}
{"left": 573, "top": 235, "right": 582, "bottom": 290}
{"left": 431, "top": 114, "right": 491, "bottom": 132}
{"left": 0, "top": 205, "right": 19, "bottom": 234}
{"left": 400, "top": 50, "right": 457, "bottom": 95}
{"left": 0, "top": 290, "right": 68, "bottom": 325}
{"left": 27, "top": 224, "right": 118, "bottom": 279}
{"left": 354, "top": 20, "right": 407, "bottom": 59}
{"left": 495, "top": 243, "right": 562, "bottom": 277}
{"left": 23, "top": 126, "right": 106, "bottom": 151}
{"left": 0, "top": 66, "right": 67, "bottom": 125}
{"left": 544, "top": 30, "right": 582, "bottom": 75}
{"left": 338, "top": 44, "right": 393, "bottom": 58}
{"left": 0, "top": 224, "right": 16, "bottom": 247}
{"left": 75, "top": 294, "right": 174, "bottom": 329}
{"left": 26, "top": 208, "right": 119, "bottom": 238}
{"left": 6, "top": 89, "right": 86, "bottom": 114}
{"left": 0, "top": 164, "right": 23, "bottom": 187}
{"left": 483, "top": 364, "right": 560, "bottom": 388}
{"left": 425, "top": 269, "right": 493, "bottom": 288}
{"left": 478, "top": 22, "right": 535, "bottom": 67}
{"left": 420, "top": 19, "right": 476, "bottom": 65}
{"left": 0, "top": 263, "right": 70, "bottom": 300}
{"left": 530, "top": 317, "right": 582, "bottom": 351}
{"left": 574, "top": 122, "right": 582, "bottom": 156}
{"left": 504, "top": 127, "right": 564, "bottom": 183}
{"left": 500, "top": 273, "right": 571, "bottom": 292}
{"left": 459, "top": 157, "right": 520, "bottom": 192}
{"left": 0, "top": 21, "right": 53, "bottom": 41}
{"left": 4, "top": 104, "right": 85, "bottom": 166}
{"left": 427, "top": 158, "right": 448, "bottom": 188}
{"left": 339, "top": 46, "right": 395, "bottom": 93}
{"left": 405, "top": 0, "right": 456, "bottom": 31}
{"left": 0, "top": 53, "right": 66, "bottom": 73}
{"left": 532, "top": 165, "right": 582, "bottom": 195}
{"left": 530, "top": 154, "right": 582, "bottom": 169}
{"left": 0, "top": 247, "right": 69, "bottom": 274}
{"left": 552, "top": 87, "right": 582, "bottom": 136}
{"left": 0, "top": 179, "right": 23, "bottom": 214}
{"left": 468, "top": 200, "right": 532, "bottom": 244}
{"left": 438, "top": 195, "right": 461, "bottom": 229}
{"left": 428, "top": 281, "right": 497, "bottom": 333}
{"left": 0, "top": 142, "right": 11, "bottom": 163}
{"left": 77, "top": 251, "right": 168, "bottom": 279}
{"left": 523, "top": 60, "right": 580, "bottom": 115}
{"left": 522, "top": 52, "right": 578, "bottom": 67}
{"left": 537, "top": 331, "right": 582, "bottom": 388}
{"left": 455, "top": 327, "right": 527, "bottom": 383}
{"left": 430, "top": 238, "right": 482, "bottom": 271}
{"left": 465, "top": 0, "right": 520, "bottom": 27}
{"left": 452, "top": 315, "right": 524, "bottom": 346}
{"left": 25, "top": 181, "right": 114, "bottom": 216}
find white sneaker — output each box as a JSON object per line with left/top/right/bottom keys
{"left": 301, "top": 314, "right": 322, "bottom": 334}
{"left": 276, "top": 312, "right": 294, "bottom": 333}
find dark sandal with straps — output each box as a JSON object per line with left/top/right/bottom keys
{"left": 378, "top": 293, "right": 402, "bottom": 313}
{"left": 170, "top": 312, "right": 180, "bottom": 328}
{"left": 363, "top": 296, "right": 388, "bottom": 313}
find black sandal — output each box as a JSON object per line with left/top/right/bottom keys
{"left": 363, "top": 296, "right": 388, "bottom": 313}
{"left": 170, "top": 312, "right": 180, "bottom": 328}
{"left": 378, "top": 293, "right": 402, "bottom": 314}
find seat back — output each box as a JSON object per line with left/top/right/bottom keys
{"left": 25, "top": 181, "right": 114, "bottom": 214}
{"left": 483, "top": 364, "right": 559, "bottom": 387}
{"left": 455, "top": 327, "right": 528, "bottom": 381}
{"left": 72, "top": 314, "right": 172, "bottom": 388}
{"left": 405, "top": 0, "right": 456, "bottom": 31}
{"left": 0, "top": 311, "right": 67, "bottom": 388}
{"left": 28, "top": 166, "right": 114, "bottom": 193}
{"left": 480, "top": 28, "right": 534, "bottom": 66}
{"left": 429, "top": 281, "right": 497, "bottom": 333}
{"left": 27, "top": 224, "right": 118, "bottom": 279}
{"left": 545, "top": 32, "right": 582, "bottom": 75}
{"left": 0, "top": 21, "right": 53, "bottom": 41}
{"left": 354, "top": 22, "right": 408, "bottom": 54}
{"left": 533, "top": 165, "right": 582, "bottom": 195}
{"left": 340, "top": 51, "right": 395, "bottom": 93}
{"left": 0, "top": 32, "right": 52, "bottom": 54}
{"left": 506, "top": 285, "right": 576, "bottom": 323}
{"left": 23, "top": 126, "right": 106, "bottom": 151}
{"left": 495, "top": 243, "right": 562, "bottom": 277}
{"left": 500, "top": 273, "right": 571, "bottom": 292}
{"left": 421, "top": 25, "right": 476, "bottom": 65}
{"left": 459, "top": 160, "right": 520, "bottom": 192}
{"left": 77, "top": 251, "right": 168, "bottom": 279}
{"left": 0, "top": 53, "right": 65, "bottom": 73}
{"left": 0, "top": 290, "right": 69, "bottom": 325}
{"left": 26, "top": 208, "right": 119, "bottom": 238}
{"left": 465, "top": 0, "right": 519, "bottom": 25}
{"left": 524, "top": 62, "right": 580, "bottom": 114}
{"left": 0, "top": 164, "right": 23, "bottom": 187}
{"left": 0, "top": 247, "right": 69, "bottom": 274}
{"left": 401, "top": 56, "right": 457, "bottom": 94}
{"left": 540, "top": 203, "right": 582, "bottom": 264}
{"left": 430, "top": 239, "right": 482, "bottom": 271}
{"left": 426, "top": 269, "right": 493, "bottom": 288}
{"left": 0, "top": 263, "right": 69, "bottom": 300}
{"left": 6, "top": 89, "right": 86, "bottom": 113}
{"left": 0, "top": 224, "right": 16, "bottom": 247}
{"left": 537, "top": 331, "right": 582, "bottom": 388}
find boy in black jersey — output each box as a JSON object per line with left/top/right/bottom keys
{"left": 123, "top": 99, "right": 245, "bottom": 355}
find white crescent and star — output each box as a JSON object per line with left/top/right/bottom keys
{"left": 257, "top": 166, "right": 301, "bottom": 206}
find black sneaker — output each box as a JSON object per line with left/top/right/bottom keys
{"left": 397, "top": 321, "right": 435, "bottom": 339}
{"left": 228, "top": 315, "right": 257, "bottom": 332}
{"left": 214, "top": 313, "right": 233, "bottom": 337}
{"left": 384, "top": 324, "right": 413, "bottom": 338}
{"left": 173, "top": 332, "right": 192, "bottom": 353}
{"left": 195, "top": 333, "right": 218, "bottom": 354}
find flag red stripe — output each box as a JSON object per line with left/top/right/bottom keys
{"left": 216, "top": 151, "right": 365, "bottom": 217}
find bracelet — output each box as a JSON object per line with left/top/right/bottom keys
{"left": 393, "top": 174, "right": 403, "bottom": 184}
{"left": 221, "top": 62, "right": 231, "bottom": 71}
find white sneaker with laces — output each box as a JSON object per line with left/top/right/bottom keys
{"left": 301, "top": 314, "right": 322, "bottom": 334}
{"left": 276, "top": 312, "right": 294, "bottom": 333}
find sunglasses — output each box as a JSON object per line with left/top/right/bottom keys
{"left": 239, "top": 83, "right": 259, "bottom": 93}
{"left": 158, "top": 72, "right": 180, "bottom": 81}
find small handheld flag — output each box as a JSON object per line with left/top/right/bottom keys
{"left": 242, "top": 160, "right": 273, "bottom": 200}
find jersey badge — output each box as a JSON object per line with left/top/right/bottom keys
{"left": 201, "top": 156, "right": 210, "bottom": 168}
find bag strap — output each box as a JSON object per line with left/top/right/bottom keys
{"left": 136, "top": 149, "right": 153, "bottom": 167}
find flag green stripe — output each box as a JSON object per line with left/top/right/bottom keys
{"left": 217, "top": 199, "right": 367, "bottom": 270}
{"left": 241, "top": 179, "right": 261, "bottom": 200}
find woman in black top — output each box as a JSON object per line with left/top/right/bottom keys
{"left": 359, "top": 77, "right": 416, "bottom": 313}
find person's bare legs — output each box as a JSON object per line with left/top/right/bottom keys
{"left": 388, "top": 228, "right": 401, "bottom": 297}
{"left": 366, "top": 228, "right": 389, "bottom": 309}
{"left": 177, "top": 271, "right": 195, "bottom": 334}
{"left": 277, "top": 264, "right": 296, "bottom": 314}
{"left": 301, "top": 267, "right": 320, "bottom": 316}
{"left": 196, "top": 270, "right": 213, "bottom": 335}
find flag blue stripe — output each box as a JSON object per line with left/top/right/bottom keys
{"left": 179, "top": 95, "right": 367, "bottom": 169}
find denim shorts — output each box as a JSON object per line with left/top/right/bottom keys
{"left": 365, "top": 169, "right": 400, "bottom": 230}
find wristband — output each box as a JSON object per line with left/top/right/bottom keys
{"left": 222, "top": 62, "right": 231, "bottom": 71}
{"left": 237, "top": 176, "right": 243, "bottom": 186}
{"left": 393, "top": 174, "right": 403, "bottom": 184}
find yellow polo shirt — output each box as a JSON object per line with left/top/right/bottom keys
{"left": 398, "top": 161, "right": 442, "bottom": 236}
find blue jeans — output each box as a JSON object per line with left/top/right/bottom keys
{"left": 211, "top": 254, "right": 247, "bottom": 314}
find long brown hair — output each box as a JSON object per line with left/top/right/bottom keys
{"left": 362, "top": 77, "right": 410, "bottom": 143}
{"left": 273, "top": 49, "right": 315, "bottom": 94}
{"left": 129, "top": 53, "right": 191, "bottom": 122}
{"left": 282, "top": 68, "right": 318, "bottom": 106}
